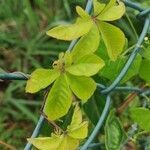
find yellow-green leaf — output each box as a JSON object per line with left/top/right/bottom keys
{"left": 28, "top": 135, "right": 63, "bottom": 150}
{"left": 43, "top": 74, "right": 72, "bottom": 120}
{"left": 67, "top": 73, "right": 96, "bottom": 101}
{"left": 71, "top": 24, "right": 100, "bottom": 62}
{"left": 66, "top": 54, "right": 105, "bottom": 76}
{"left": 98, "top": 21, "right": 125, "bottom": 61}
{"left": 29, "top": 105, "right": 88, "bottom": 150}
{"left": 26, "top": 69, "right": 60, "bottom": 93}
{"left": 101, "top": 0, "right": 116, "bottom": 14}
{"left": 28, "top": 134, "right": 79, "bottom": 150}
{"left": 97, "top": 2, "right": 125, "bottom": 21}
{"left": 59, "top": 135, "right": 79, "bottom": 150}
{"left": 76, "top": 6, "right": 90, "bottom": 19}
{"left": 67, "top": 105, "right": 88, "bottom": 139}
{"left": 68, "top": 122, "right": 88, "bottom": 139}
{"left": 70, "top": 104, "right": 82, "bottom": 127}
{"left": 46, "top": 19, "right": 93, "bottom": 41}
{"left": 64, "top": 51, "right": 73, "bottom": 67}
{"left": 93, "top": 0, "right": 106, "bottom": 16}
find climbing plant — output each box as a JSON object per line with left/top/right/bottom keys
{"left": 0, "top": 0, "right": 150, "bottom": 150}
{"left": 26, "top": 0, "right": 126, "bottom": 149}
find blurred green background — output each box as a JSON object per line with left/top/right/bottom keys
{"left": 0, "top": 0, "right": 149, "bottom": 149}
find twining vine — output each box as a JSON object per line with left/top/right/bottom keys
{"left": 0, "top": 0, "right": 150, "bottom": 150}
{"left": 25, "top": 0, "right": 127, "bottom": 149}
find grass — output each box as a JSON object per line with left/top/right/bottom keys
{"left": 0, "top": 0, "right": 78, "bottom": 148}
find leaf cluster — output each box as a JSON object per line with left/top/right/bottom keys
{"left": 25, "top": 0, "right": 150, "bottom": 149}
{"left": 28, "top": 105, "right": 88, "bottom": 150}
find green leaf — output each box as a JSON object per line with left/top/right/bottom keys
{"left": 99, "top": 54, "right": 142, "bottom": 83}
{"left": 119, "top": 55, "right": 141, "bottom": 83}
{"left": 76, "top": 6, "right": 90, "bottom": 19}
{"left": 105, "top": 110, "right": 127, "bottom": 150}
{"left": 46, "top": 19, "right": 93, "bottom": 41}
{"left": 26, "top": 69, "right": 60, "bottom": 93}
{"left": 98, "top": 21, "right": 125, "bottom": 61}
{"left": 93, "top": 0, "right": 106, "bottom": 16}
{"left": 67, "top": 105, "right": 88, "bottom": 139}
{"left": 95, "top": 40, "right": 109, "bottom": 61}
{"left": 28, "top": 134, "right": 79, "bottom": 150}
{"left": 43, "top": 74, "right": 72, "bottom": 121}
{"left": 141, "top": 46, "right": 150, "bottom": 60}
{"left": 66, "top": 54, "right": 105, "bottom": 77}
{"left": 130, "top": 108, "right": 150, "bottom": 131}
{"left": 83, "top": 91, "right": 106, "bottom": 126}
{"left": 97, "top": 2, "right": 125, "bottom": 21}
{"left": 67, "top": 73, "right": 96, "bottom": 101}
{"left": 71, "top": 24, "right": 100, "bottom": 62}
{"left": 139, "top": 59, "right": 150, "bottom": 85}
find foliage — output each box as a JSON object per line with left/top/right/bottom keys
{"left": 26, "top": 0, "right": 128, "bottom": 148}
{"left": 100, "top": 54, "right": 142, "bottom": 83}
{"left": 28, "top": 105, "right": 88, "bottom": 150}
{"left": 47, "top": 0, "right": 126, "bottom": 61}
{"left": 0, "top": 0, "right": 76, "bottom": 148}
{"left": 139, "top": 59, "right": 150, "bottom": 85}
{"left": 130, "top": 107, "right": 150, "bottom": 131}
{"left": 26, "top": 48, "right": 104, "bottom": 120}
{"left": 0, "top": 0, "right": 150, "bottom": 149}
{"left": 105, "top": 110, "right": 127, "bottom": 150}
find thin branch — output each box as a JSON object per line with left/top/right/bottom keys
{"left": 117, "top": 84, "right": 146, "bottom": 115}
{"left": 41, "top": 112, "right": 65, "bottom": 134}
{"left": 0, "top": 140, "right": 16, "bottom": 150}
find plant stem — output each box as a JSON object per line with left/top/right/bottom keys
{"left": 0, "top": 140, "right": 16, "bottom": 150}
{"left": 42, "top": 112, "right": 65, "bottom": 134}
{"left": 117, "top": 84, "right": 146, "bottom": 115}
{"left": 125, "top": 13, "right": 138, "bottom": 40}
{"left": 121, "top": 44, "right": 136, "bottom": 57}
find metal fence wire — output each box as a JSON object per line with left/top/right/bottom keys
{"left": 0, "top": 0, "right": 150, "bottom": 150}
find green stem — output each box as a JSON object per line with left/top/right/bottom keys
{"left": 121, "top": 44, "right": 136, "bottom": 56}
{"left": 135, "top": 131, "right": 150, "bottom": 141}
{"left": 125, "top": 13, "right": 139, "bottom": 40}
